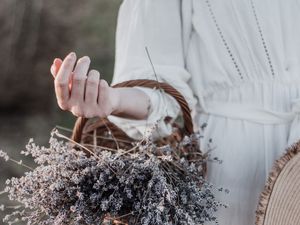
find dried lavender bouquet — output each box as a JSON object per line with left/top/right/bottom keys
{"left": 0, "top": 128, "right": 227, "bottom": 225}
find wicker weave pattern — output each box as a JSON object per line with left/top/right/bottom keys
{"left": 71, "top": 79, "right": 194, "bottom": 152}
{"left": 70, "top": 79, "right": 204, "bottom": 225}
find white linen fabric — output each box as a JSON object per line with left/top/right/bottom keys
{"left": 108, "top": 0, "right": 300, "bottom": 224}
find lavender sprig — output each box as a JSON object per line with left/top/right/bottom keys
{"left": 0, "top": 128, "right": 227, "bottom": 225}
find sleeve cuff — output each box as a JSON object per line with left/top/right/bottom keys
{"left": 107, "top": 86, "right": 180, "bottom": 140}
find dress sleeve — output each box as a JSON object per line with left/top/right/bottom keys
{"left": 107, "top": 0, "right": 197, "bottom": 140}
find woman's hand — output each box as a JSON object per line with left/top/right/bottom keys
{"left": 50, "top": 52, "right": 120, "bottom": 118}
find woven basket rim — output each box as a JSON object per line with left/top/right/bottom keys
{"left": 71, "top": 79, "right": 195, "bottom": 145}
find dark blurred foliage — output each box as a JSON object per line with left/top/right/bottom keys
{"left": 0, "top": 0, "right": 121, "bottom": 113}
{"left": 0, "top": 0, "right": 122, "bottom": 221}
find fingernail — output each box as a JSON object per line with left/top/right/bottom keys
{"left": 69, "top": 52, "right": 76, "bottom": 58}
{"left": 83, "top": 56, "right": 90, "bottom": 61}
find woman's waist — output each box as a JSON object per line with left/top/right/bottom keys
{"left": 201, "top": 100, "right": 300, "bottom": 125}
{"left": 197, "top": 80, "right": 300, "bottom": 125}
{"left": 201, "top": 78, "right": 300, "bottom": 102}
{"left": 193, "top": 79, "right": 300, "bottom": 145}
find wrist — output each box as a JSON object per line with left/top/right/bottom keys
{"left": 109, "top": 87, "right": 151, "bottom": 120}
{"left": 110, "top": 87, "right": 123, "bottom": 116}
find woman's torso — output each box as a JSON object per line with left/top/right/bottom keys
{"left": 182, "top": 2, "right": 300, "bottom": 223}
{"left": 183, "top": 0, "right": 300, "bottom": 145}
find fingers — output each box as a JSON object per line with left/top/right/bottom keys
{"left": 50, "top": 58, "right": 62, "bottom": 78}
{"left": 98, "top": 79, "right": 109, "bottom": 104}
{"left": 85, "top": 70, "right": 100, "bottom": 105}
{"left": 54, "top": 52, "right": 77, "bottom": 109}
{"left": 97, "top": 79, "right": 110, "bottom": 117}
{"left": 51, "top": 53, "right": 111, "bottom": 119}
{"left": 70, "top": 56, "right": 90, "bottom": 102}
{"left": 54, "top": 58, "right": 62, "bottom": 74}
{"left": 50, "top": 65, "right": 55, "bottom": 78}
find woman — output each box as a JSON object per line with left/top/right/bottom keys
{"left": 50, "top": 0, "right": 300, "bottom": 224}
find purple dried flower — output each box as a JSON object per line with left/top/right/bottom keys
{"left": 0, "top": 150, "right": 9, "bottom": 161}
{"left": 0, "top": 129, "right": 227, "bottom": 225}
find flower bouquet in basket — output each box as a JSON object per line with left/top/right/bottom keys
{"left": 0, "top": 80, "right": 227, "bottom": 225}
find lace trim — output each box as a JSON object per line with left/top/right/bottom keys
{"left": 250, "top": 0, "right": 276, "bottom": 77}
{"left": 205, "top": 0, "right": 244, "bottom": 80}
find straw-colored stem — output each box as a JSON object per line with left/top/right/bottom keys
{"left": 53, "top": 129, "right": 117, "bottom": 175}
{"left": 3, "top": 205, "right": 23, "bottom": 210}
{"left": 82, "top": 143, "right": 119, "bottom": 152}
{"left": 54, "top": 130, "right": 100, "bottom": 160}
{"left": 56, "top": 125, "right": 132, "bottom": 144}
{"left": 8, "top": 158, "right": 33, "bottom": 171}
{"left": 101, "top": 118, "right": 120, "bottom": 150}
{"left": 109, "top": 211, "right": 134, "bottom": 220}
{"left": 0, "top": 190, "right": 7, "bottom": 196}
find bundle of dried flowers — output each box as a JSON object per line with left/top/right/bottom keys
{"left": 0, "top": 128, "right": 227, "bottom": 225}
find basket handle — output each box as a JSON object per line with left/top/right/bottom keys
{"left": 71, "top": 79, "right": 194, "bottom": 143}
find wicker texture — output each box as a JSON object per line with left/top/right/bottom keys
{"left": 256, "top": 140, "right": 300, "bottom": 225}
{"left": 69, "top": 79, "right": 204, "bottom": 225}
{"left": 71, "top": 79, "right": 195, "bottom": 154}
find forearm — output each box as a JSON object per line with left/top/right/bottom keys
{"left": 111, "top": 87, "right": 151, "bottom": 120}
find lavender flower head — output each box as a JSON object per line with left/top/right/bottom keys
{"left": 0, "top": 128, "right": 227, "bottom": 225}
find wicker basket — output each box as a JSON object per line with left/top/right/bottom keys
{"left": 256, "top": 140, "right": 300, "bottom": 225}
{"left": 70, "top": 79, "right": 206, "bottom": 224}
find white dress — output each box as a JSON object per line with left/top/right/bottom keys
{"left": 108, "top": 0, "right": 300, "bottom": 224}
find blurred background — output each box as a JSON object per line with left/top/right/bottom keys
{"left": 0, "top": 0, "right": 122, "bottom": 220}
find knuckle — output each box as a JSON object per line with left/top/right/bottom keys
{"left": 85, "top": 97, "right": 96, "bottom": 106}
{"left": 69, "top": 94, "right": 79, "bottom": 103}
{"left": 97, "top": 106, "right": 110, "bottom": 118}
{"left": 82, "top": 107, "right": 94, "bottom": 118}
{"left": 85, "top": 98, "right": 97, "bottom": 107}
{"left": 72, "top": 77, "right": 85, "bottom": 85}
{"left": 104, "top": 107, "right": 112, "bottom": 117}
{"left": 69, "top": 99, "right": 83, "bottom": 107}
{"left": 84, "top": 111, "right": 96, "bottom": 118}
{"left": 83, "top": 112, "right": 91, "bottom": 118}
{"left": 96, "top": 110, "right": 104, "bottom": 118}
{"left": 102, "top": 110, "right": 110, "bottom": 118}
{"left": 55, "top": 80, "right": 68, "bottom": 88}
{"left": 86, "top": 79, "right": 98, "bottom": 86}
{"left": 71, "top": 108, "right": 84, "bottom": 117}
{"left": 57, "top": 101, "right": 69, "bottom": 110}
{"left": 93, "top": 105, "right": 102, "bottom": 117}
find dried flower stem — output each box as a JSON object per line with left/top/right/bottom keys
{"left": 114, "top": 146, "right": 139, "bottom": 158}
{"left": 56, "top": 125, "right": 133, "bottom": 144}
{"left": 53, "top": 129, "right": 100, "bottom": 159}
{"left": 53, "top": 129, "right": 117, "bottom": 175}
{"left": 101, "top": 118, "right": 120, "bottom": 150}
{"left": 107, "top": 211, "right": 134, "bottom": 222}
{"left": 82, "top": 143, "right": 119, "bottom": 152}
{"left": 2, "top": 205, "right": 23, "bottom": 210}
{"left": 7, "top": 158, "right": 33, "bottom": 170}
{"left": 1, "top": 128, "right": 224, "bottom": 225}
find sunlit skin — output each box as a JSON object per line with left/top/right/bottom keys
{"left": 50, "top": 52, "right": 150, "bottom": 120}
